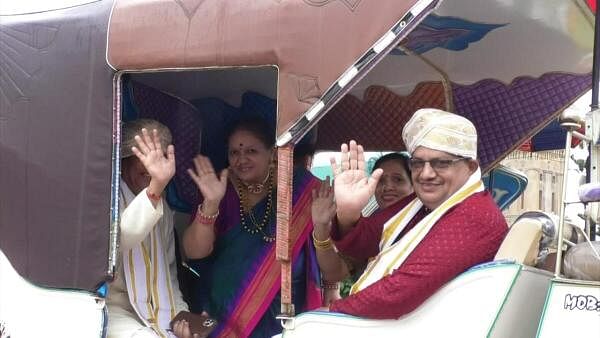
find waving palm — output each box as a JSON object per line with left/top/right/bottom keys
{"left": 311, "top": 176, "right": 337, "bottom": 231}
{"left": 131, "top": 128, "right": 176, "bottom": 187}
{"left": 330, "top": 140, "right": 382, "bottom": 220}
{"left": 187, "top": 155, "right": 228, "bottom": 204}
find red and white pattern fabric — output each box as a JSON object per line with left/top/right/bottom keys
{"left": 329, "top": 191, "right": 507, "bottom": 319}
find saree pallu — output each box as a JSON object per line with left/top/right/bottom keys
{"left": 189, "top": 168, "right": 322, "bottom": 338}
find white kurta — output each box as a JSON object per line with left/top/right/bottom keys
{"left": 107, "top": 181, "right": 188, "bottom": 337}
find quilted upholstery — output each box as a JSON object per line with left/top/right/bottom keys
{"left": 316, "top": 72, "right": 591, "bottom": 172}
{"left": 316, "top": 83, "right": 447, "bottom": 151}
{"left": 190, "top": 97, "right": 240, "bottom": 175}
{"left": 454, "top": 72, "right": 591, "bottom": 169}
{"left": 127, "top": 81, "right": 203, "bottom": 211}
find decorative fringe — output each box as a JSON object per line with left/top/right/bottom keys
{"left": 276, "top": 145, "right": 294, "bottom": 309}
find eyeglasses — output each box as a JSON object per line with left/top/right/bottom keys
{"left": 408, "top": 157, "right": 469, "bottom": 171}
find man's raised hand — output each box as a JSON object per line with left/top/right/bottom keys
{"left": 131, "top": 128, "right": 176, "bottom": 193}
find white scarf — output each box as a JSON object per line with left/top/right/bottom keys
{"left": 120, "top": 183, "right": 177, "bottom": 337}
{"left": 351, "top": 168, "right": 484, "bottom": 294}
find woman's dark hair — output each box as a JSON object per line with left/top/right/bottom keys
{"left": 226, "top": 116, "right": 275, "bottom": 148}
{"left": 372, "top": 152, "right": 411, "bottom": 178}
{"left": 293, "top": 142, "right": 315, "bottom": 160}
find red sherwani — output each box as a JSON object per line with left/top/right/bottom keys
{"left": 329, "top": 191, "right": 508, "bottom": 319}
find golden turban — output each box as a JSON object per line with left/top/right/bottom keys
{"left": 402, "top": 108, "right": 477, "bottom": 159}
{"left": 121, "top": 119, "right": 172, "bottom": 158}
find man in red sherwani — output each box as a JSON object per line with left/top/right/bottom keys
{"left": 324, "top": 108, "right": 508, "bottom": 319}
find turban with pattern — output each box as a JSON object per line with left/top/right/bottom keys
{"left": 402, "top": 108, "right": 477, "bottom": 159}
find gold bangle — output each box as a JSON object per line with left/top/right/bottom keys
{"left": 321, "top": 280, "right": 339, "bottom": 290}
{"left": 312, "top": 230, "right": 333, "bottom": 250}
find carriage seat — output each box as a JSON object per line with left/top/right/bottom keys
{"left": 494, "top": 213, "right": 543, "bottom": 266}
{"left": 279, "top": 261, "right": 551, "bottom": 338}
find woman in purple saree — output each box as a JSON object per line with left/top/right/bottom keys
{"left": 183, "top": 118, "right": 322, "bottom": 338}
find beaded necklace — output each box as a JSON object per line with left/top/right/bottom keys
{"left": 237, "top": 170, "right": 276, "bottom": 243}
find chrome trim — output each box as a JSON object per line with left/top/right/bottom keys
{"left": 107, "top": 72, "right": 124, "bottom": 279}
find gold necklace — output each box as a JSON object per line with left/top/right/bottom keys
{"left": 240, "top": 170, "right": 271, "bottom": 194}
{"left": 237, "top": 172, "right": 275, "bottom": 243}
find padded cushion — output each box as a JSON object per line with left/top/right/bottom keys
{"left": 317, "top": 83, "right": 447, "bottom": 151}
{"left": 453, "top": 72, "right": 591, "bottom": 169}
{"left": 494, "top": 218, "right": 542, "bottom": 266}
{"left": 127, "top": 81, "right": 203, "bottom": 211}
{"left": 317, "top": 72, "right": 591, "bottom": 172}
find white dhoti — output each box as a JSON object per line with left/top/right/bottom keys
{"left": 107, "top": 305, "right": 159, "bottom": 338}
